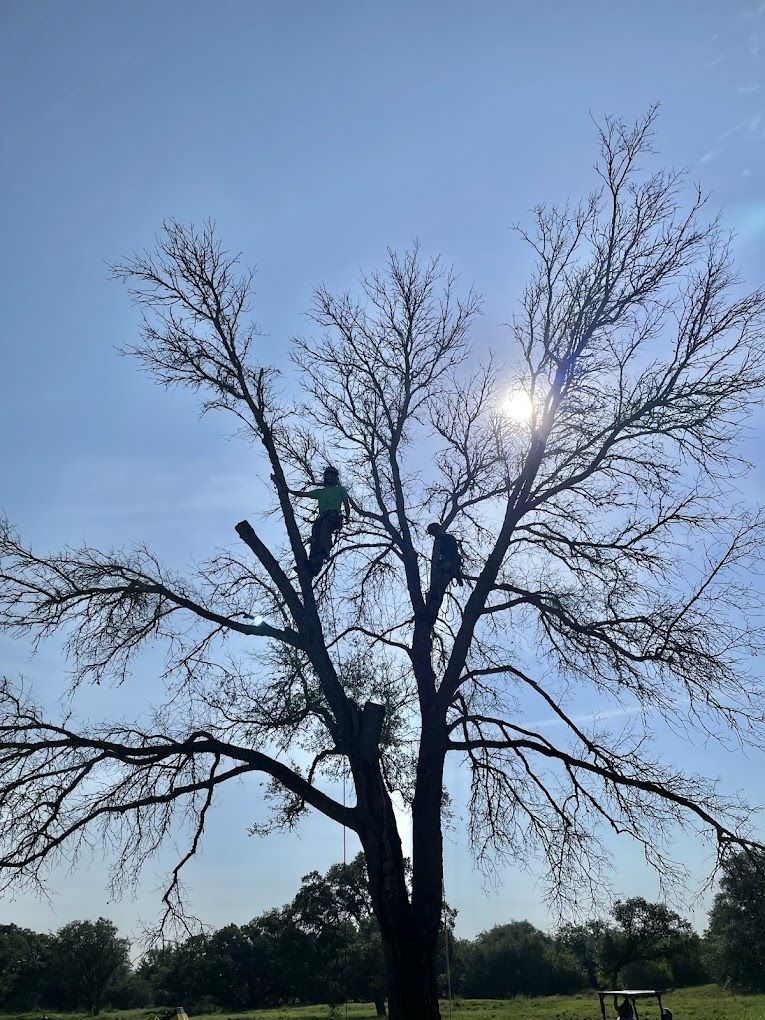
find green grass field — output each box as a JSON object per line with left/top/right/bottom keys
{"left": 6, "top": 987, "right": 765, "bottom": 1020}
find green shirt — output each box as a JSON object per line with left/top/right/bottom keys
{"left": 307, "top": 484, "right": 348, "bottom": 515}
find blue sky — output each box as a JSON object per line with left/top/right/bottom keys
{"left": 1, "top": 0, "right": 764, "bottom": 943}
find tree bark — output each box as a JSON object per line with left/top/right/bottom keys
{"left": 358, "top": 807, "right": 441, "bottom": 1017}
{"left": 352, "top": 706, "right": 445, "bottom": 1020}
{"left": 378, "top": 920, "right": 441, "bottom": 1020}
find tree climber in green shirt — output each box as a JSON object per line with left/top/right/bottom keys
{"left": 279, "top": 466, "right": 350, "bottom": 577}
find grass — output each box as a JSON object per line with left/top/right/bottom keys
{"left": 5, "top": 987, "right": 765, "bottom": 1020}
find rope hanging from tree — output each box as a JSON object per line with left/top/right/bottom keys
{"left": 442, "top": 877, "right": 453, "bottom": 1020}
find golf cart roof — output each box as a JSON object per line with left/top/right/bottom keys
{"left": 598, "top": 990, "right": 661, "bottom": 997}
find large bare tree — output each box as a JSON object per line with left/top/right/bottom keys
{"left": 1, "top": 110, "right": 765, "bottom": 1019}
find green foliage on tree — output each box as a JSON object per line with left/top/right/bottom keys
{"left": 456, "top": 921, "right": 585, "bottom": 998}
{"left": 706, "top": 849, "right": 765, "bottom": 991}
{"left": 557, "top": 900, "right": 710, "bottom": 991}
{"left": 47, "top": 918, "right": 129, "bottom": 1014}
{"left": 0, "top": 887, "right": 726, "bottom": 1011}
{"left": 598, "top": 897, "right": 698, "bottom": 989}
{"left": 292, "top": 853, "right": 386, "bottom": 1013}
{"left": 109, "top": 970, "right": 153, "bottom": 1009}
{"left": 138, "top": 852, "right": 438, "bottom": 1013}
{"left": 0, "top": 924, "right": 50, "bottom": 1011}
{"left": 556, "top": 920, "right": 608, "bottom": 988}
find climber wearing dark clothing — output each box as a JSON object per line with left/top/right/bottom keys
{"left": 427, "top": 522, "right": 464, "bottom": 602}
{"left": 614, "top": 996, "right": 634, "bottom": 1020}
{"left": 278, "top": 466, "right": 350, "bottom": 577}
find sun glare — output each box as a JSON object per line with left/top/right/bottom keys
{"left": 503, "top": 390, "right": 534, "bottom": 423}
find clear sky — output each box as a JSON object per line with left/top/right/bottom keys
{"left": 1, "top": 0, "right": 764, "bottom": 945}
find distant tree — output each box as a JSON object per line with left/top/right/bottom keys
{"left": 136, "top": 944, "right": 175, "bottom": 1006}
{"left": 198, "top": 916, "right": 314, "bottom": 1010}
{"left": 457, "top": 921, "right": 584, "bottom": 997}
{"left": 0, "top": 924, "right": 50, "bottom": 1010}
{"left": 198, "top": 926, "right": 251, "bottom": 1011}
{"left": 665, "top": 929, "right": 710, "bottom": 988}
{"left": 152, "top": 930, "right": 239, "bottom": 1013}
{"left": 48, "top": 918, "right": 129, "bottom": 1014}
{"left": 599, "top": 898, "right": 693, "bottom": 988}
{"left": 347, "top": 917, "right": 389, "bottom": 1016}
{"left": 291, "top": 853, "right": 386, "bottom": 1013}
{"left": 0, "top": 925, "right": 29, "bottom": 1007}
{"left": 292, "top": 854, "right": 373, "bottom": 935}
{"left": 139, "top": 867, "right": 377, "bottom": 1012}
{"left": 2, "top": 108, "right": 765, "bottom": 1020}
{"left": 239, "top": 907, "right": 311, "bottom": 1006}
{"left": 109, "top": 970, "right": 153, "bottom": 1009}
{"left": 435, "top": 902, "right": 458, "bottom": 1003}
{"left": 706, "top": 849, "right": 765, "bottom": 991}
{"left": 556, "top": 919, "right": 607, "bottom": 987}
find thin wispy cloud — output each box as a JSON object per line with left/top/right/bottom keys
{"left": 531, "top": 704, "right": 644, "bottom": 731}
{"left": 720, "top": 119, "right": 749, "bottom": 138}
{"left": 738, "top": 83, "right": 762, "bottom": 93}
{"left": 699, "top": 108, "right": 763, "bottom": 167}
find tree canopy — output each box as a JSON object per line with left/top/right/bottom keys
{"left": 598, "top": 897, "right": 694, "bottom": 988}
{"left": 706, "top": 848, "right": 765, "bottom": 991}
{"left": 45, "top": 919, "right": 129, "bottom": 1015}
{"left": 1, "top": 109, "right": 764, "bottom": 1019}
{"left": 457, "top": 921, "right": 583, "bottom": 998}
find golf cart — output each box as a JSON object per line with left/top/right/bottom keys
{"left": 598, "top": 989, "right": 673, "bottom": 1020}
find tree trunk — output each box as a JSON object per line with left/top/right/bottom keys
{"left": 353, "top": 792, "right": 440, "bottom": 1013}
{"left": 379, "top": 922, "right": 440, "bottom": 1020}
{"left": 350, "top": 699, "right": 446, "bottom": 1019}
{"left": 359, "top": 818, "right": 442, "bottom": 1018}
{"left": 355, "top": 777, "right": 444, "bottom": 1012}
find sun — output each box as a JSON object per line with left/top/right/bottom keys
{"left": 503, "top": 389, "right": 534, "bottom": 423}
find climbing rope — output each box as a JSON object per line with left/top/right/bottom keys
{"left": 323, "top": 586, "right": 349, "bottom": 1019}
{"left": 442, "top": 877, "right": 453, "bottom": 1020}
{"left": 342, "top": 767, "right": 348, "bottom": 1020}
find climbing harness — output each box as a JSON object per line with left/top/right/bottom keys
{"left": 308, "top": 509, "right": 344, "bottom": 577}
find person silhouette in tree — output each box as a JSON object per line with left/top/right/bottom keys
{"left": 278, "top": 466, "right": 350, "bottom": 577}
{"left": 427, "top": 522, "right": 465, "bottom": 603}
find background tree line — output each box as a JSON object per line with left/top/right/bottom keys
{"left": 1, "top": 849, "right": 763, "bottom": 1014}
